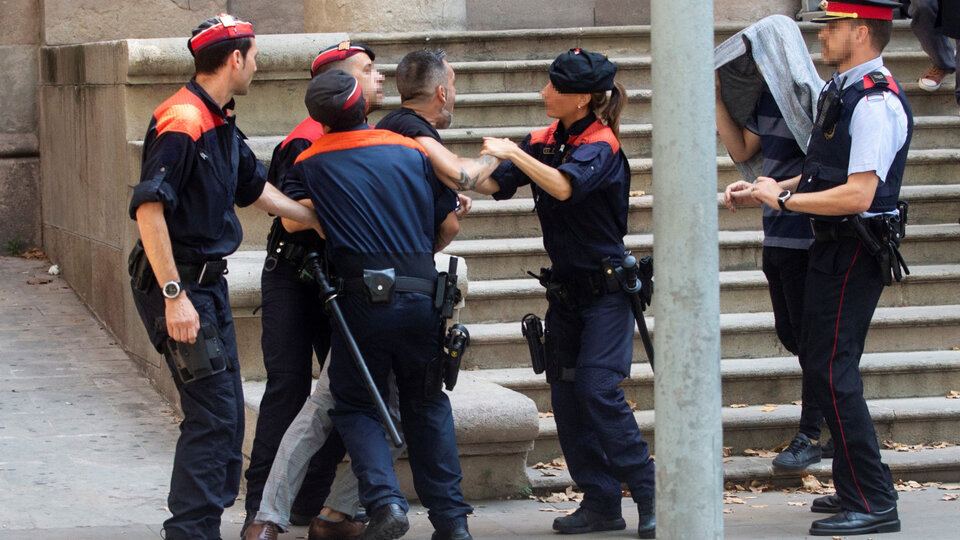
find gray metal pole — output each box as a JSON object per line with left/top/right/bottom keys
{"left": 651, "top": 0, "right": 724, "bottom": 538}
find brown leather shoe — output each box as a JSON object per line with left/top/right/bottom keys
{"left": 309, "top": 515, "right": 365, "bottom": 539}
{"left": 245, "top": 521, "right": 280, "bottom": 540}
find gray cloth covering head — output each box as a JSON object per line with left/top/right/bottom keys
{"left": 714, "top": 14, "right": 825, "bottom": 181}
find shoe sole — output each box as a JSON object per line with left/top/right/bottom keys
{"left": 810, "top": 503, "right": 842, "bottom": 514}
{"left": 808, "top": 519, "right": 901, "bottom": 536}
{"left": 553, "top": 518, "right": 626, "bottom": 535}
{"left": 919, "top": 82, "right": 942, "bottom": 92}
{"left": 638, "top": 526, "right": 656, "bottom": 539}
{"left": 360, "top": 517, "right": 409, "bottom": 540}
{"left": 771, "top": 457, "right": 822, "bottom": 471}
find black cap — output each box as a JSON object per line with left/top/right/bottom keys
{"left": 549, "top": 48, "right": 617, "bottom": 93}
{"left": 304, "top": 69, "right": 367, "bottom": 132}
{"left": 812, "top": 1, "right": 901, "bottom": 23}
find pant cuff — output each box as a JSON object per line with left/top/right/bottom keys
{"left": 254, "top": 510, "right": 290, "bottom": 531}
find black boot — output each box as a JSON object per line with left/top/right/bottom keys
{"left": 360, "top": 503, "right": 409, "bottom": 540}
{"left": 552, "top": 507, "right": 626, "bottom": 534}
{"left": 637, "top": 497, "right": 655, "bottom": 539}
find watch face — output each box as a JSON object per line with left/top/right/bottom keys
{"left": 163, "top": 282, "right": 180, "bottom": 298}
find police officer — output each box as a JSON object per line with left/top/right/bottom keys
{"left": 752, "top": 1, "right": 910, "bottom": 535}
{"left": 243, "top": 41, "right": 384, "bottom": 540}
{"left": 127, "top": 14, "right": 321, "bottom": 540}
{"left": 479, "top": 49, "right": 656, "bottom": 538}
{"left": 285, "top": 69, "right": 473, "bottom": 540}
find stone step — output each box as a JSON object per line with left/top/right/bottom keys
{"left": 347, "top": 21, "right": 921, "bottom": 64}
{"left": 373, "top": 51, "right": 947, "bottom": 99}
{"left": 630, "top": 149, "right": 960, "bottom": 197}
{"left": 241, "top": 373, "right": 540, "bottom": 500}
{"left": 462, "top": 304, "right": 960, "bottom": 369}
{"left": 461, "top": 263, "right": 960, "bottom": 323}
{"left": 435, "top": 116, "right": 960, "bottom": 159}
{"left": 475, "top": 349, "right": 960, "bottom": 413}
{"left": 528, "top": 445, "right": 960, "bottom": 491}
{"left": 454, "top": 184, "right": 960, "bottom": 240}
{"left": 528, "top": 395, "right": 960, "bottom": 462}
{"left": 443, "top": 224, "right": 960, "bottom": 281}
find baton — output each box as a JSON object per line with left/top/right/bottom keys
{"left": 621, "top": 253, "right": 655, "bottom": 371}
{"left": 301, "top": 252, "right": 404, "bottom": 447}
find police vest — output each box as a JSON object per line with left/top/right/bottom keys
{"left": 797, "top": 72, "right": 913, "bottom": 222}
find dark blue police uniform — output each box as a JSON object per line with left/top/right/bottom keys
{"left": 243, "top": 116, "right": 340, "bottom": 521}
{"left": 128, "top": 79, "right": 266, "bottom": 540}
{"left": 797, "top": 66, "right": 913, "bottom": 516}
{"left": 492, "top": 113, "right": 656, "bottom": 516}
{"left": 285, "top": 125, "right": 472, "bottom": 533}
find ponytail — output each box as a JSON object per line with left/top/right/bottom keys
{"left": 590, "top": 81, "right": 626, "bottom": 141}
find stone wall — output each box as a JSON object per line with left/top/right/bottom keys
{"left": 1, "top": 0, "right": 42, "bottom": 250}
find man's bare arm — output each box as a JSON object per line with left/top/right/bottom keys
{"left": 135, "top": 202, "right": 200, "bottom": 343}
{"left": 416, "top": 136, "right": 502, "bottom": 194}
{"left": 715, "top": 77, "right": 761, "bottom": 162}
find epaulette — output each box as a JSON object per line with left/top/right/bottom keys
{"left": 863, "top": 71, "right": 900, "bottom": 95}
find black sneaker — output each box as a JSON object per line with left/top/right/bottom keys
{"left": 552, "top": 507, "right": 626, "bottom": 535}
{"left": 772, "top": 433, "right": 822, "bottom": 471}
{"left": 360, "top": 503, "right": 409, "bottom": 540}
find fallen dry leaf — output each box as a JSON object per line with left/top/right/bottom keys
{"left": 532, "top": 457, "right": 567, "bottom": 470}
{"left": 724, "top": 496, "right": 745, "bottom": 505}
{"left": 942, "top": 494, "right": 959, "bottom": 501}
{"left": 629, "top": 190, "right": 646, "bottom": 197}
{"left": 802, "top": 474, "right": 823, "bottom": 492}
{"left": 743, "top": 448, "right": 778, "bottom": 458}
{"left": 759, "top": 404, "right": 778, "bottom": 413}
{"left": 791, "top": 400, "right": 803, "bottom": 406}
{"left": 730, "top": 403, "right": 748, "bottom": 408}
{"left": 21, "top": 248, "right": 47, "bottom": 260}
{"left": 722, "top": 446, "right": 733, "bottom": 457}
{"left": 947, "top": 390, "right": 960, "bottom": 399}
{"left": 538, "top": 411, "right": 554, "bottom": 418}
{"left": 750, "top": 504, "right": 768, "bottom": 509}
{"left": 540, "top": 471, "right": 561, "bottom": 477}
{"left": 626, "top": 399, "right": 639, "bottom": 410}
{"left": 939, "top": 484, "right": 960, "bottom": 491}
{"left": 26, "top": 278, "right": 52, "bottom": 285}
{"left": 723, "top": 508, "right": 733, "bottom": 514}
{"left": 787, "top": 501, "right": 806, "bottom": 507}
{"left": 894, "top": 480, "right": 925, "bottom": 492}
{"left": 749, "top": 480, "right": 773, "bottom": 494}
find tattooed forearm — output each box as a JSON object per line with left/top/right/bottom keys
{"left": 453, "top": 155, "right": 500, "bottom": 191}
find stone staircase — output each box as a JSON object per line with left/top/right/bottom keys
{"left": 117, "top": 21, "right": 960, "bottom": 496}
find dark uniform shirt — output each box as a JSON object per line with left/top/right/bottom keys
{"left": 129, "top": 79, "right": 267, "bottom": 262}
{"left": 376, "top": 108, "right": 459, "bottom": 228}
{"left": 268, "top": 117, "right": 326, "bottom": 246}
{"left": 285, "top": 125, "right": 454, "bottom": 278}
{"left": 492, "top": 113, "right": 630, "bottom": 281}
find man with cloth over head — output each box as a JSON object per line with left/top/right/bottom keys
{"left": 752, "top": 0, "right": 911, "bottom": 535}
{"left": 243, "top": 40, "right": 384, "bottom": 540}
{"left": 127, "top": 14, "right": 322, "bottom": 540}
{"left": 283, "top": 69, "right": 473, "bottom": 540}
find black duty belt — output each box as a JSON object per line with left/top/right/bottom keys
{"left": 177, "top": 259, "right": 228, "bottom": 286}
{"left": 811, "top": 220, "right": 859, "bottom": 242}
{"left": 340, "top": 276, "right": 436, "bottom": 296}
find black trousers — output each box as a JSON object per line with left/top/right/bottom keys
{"left": 800, "top": 237, "right": 896, "bottom": 514}
{"left": 244, "top": 259, "right": 335, "bottom": 518}
{"left": 762, "top": 246, "right": 823, "bottom": 440}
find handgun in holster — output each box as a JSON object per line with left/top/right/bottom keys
{"left": 848, "top": 212, "right": 909, "bottom": 287}
{"left": 155, "top": 318, "right": 227, "bottom": 385}
{"left": 425, "top": 257, "right": 468, "bottom": 395}
{"left": 263, "top": 217, "right": 285, "bottom": 272}
{"left": 128, "top": 240, "right": 155, "bottom": 293}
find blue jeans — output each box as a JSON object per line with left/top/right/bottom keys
{"left": 131, "top": 278, "right": 244, "bottom": 540}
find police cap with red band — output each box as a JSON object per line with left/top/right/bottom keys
{"left": 188, "top": 14, "right": 255, "bottom": 56}
{"left": 549, "top": 48, "right": 617, "bottom": 94}
{"left": 812, "top": 0, "right": 902, "bottom": 23}
{"left": 311, "top": 41, "right": 376, "bottom": 78}
{"left": 305, "top": 69, "right": 367, "bottom": 132}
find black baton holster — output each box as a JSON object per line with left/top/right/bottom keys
{"left": 155, "top": 318, "right": 227, "bottom": 385}
{"left": 848, "top": 208, "right": 910, "bottom": 286}
{"left": 128, "top": 240, "right": 155, "bottom": 293}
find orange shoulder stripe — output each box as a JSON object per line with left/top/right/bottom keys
{"left": 529, "top": 122, "right": 559, "bottom": 146}
{"left": 282, "top": 117, "right": 325, "bottom": 149}
{"left": 571, "top": 121, "right": 620, "bottom": 154}
{"left": 295, "top": 129, "right": 428, "bottom": 164}
{"left": 153, "top": 87, "right": 223, "bottom": 141}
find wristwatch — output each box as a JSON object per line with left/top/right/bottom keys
{"left": 777, "top": 190, "right": 793, "bottom": 212}
{"left": 162, "top": 280, "right": 183, "bottom": 299}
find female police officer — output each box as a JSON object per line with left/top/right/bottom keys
{"left": 479, "top": 49, "right": 656, "bottom": 538}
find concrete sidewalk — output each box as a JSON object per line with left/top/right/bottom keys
{"left": 1, "top": 254, "right": 958, "bottom": 539}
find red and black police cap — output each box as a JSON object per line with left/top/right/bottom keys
{"left": 188, "top": 13, "right": 255, "bottom": 56}
{"left": 311, "top": 41, "right": 376, "bottom": 78}
{"left": 549, "top": 48, "right": 617, "bottom": 94}
{"left": 812, "top": 0, "right": 902, "bottom": 23}
{"left": 305, "top": 69, "right": 367, "bottom": 132}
